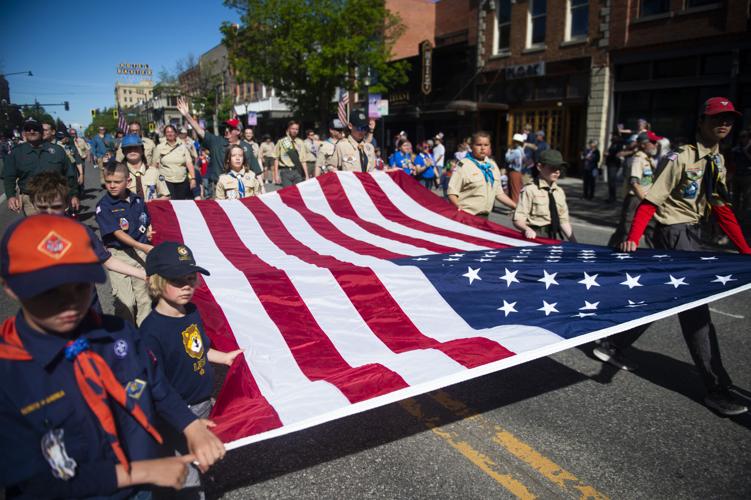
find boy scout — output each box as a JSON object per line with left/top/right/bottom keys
{"left": 259, "top": 134, "right": 275, "bottom": 183}
{"left": 0, "top": 215, "right": 225, "bottom": 497}
{"left": 121, "top": 134, "right": 170, "bottom": 202}
{"left": 95, "top": 163, "right": 153, "bottom": 325}
{"left": 242, "top": 127, "right": 260, "bottom": 163}
{"left": 447, "top": 131, "right": 516, "bottom": 217}
{"left": 317, "top": 120, "right": 345, "bottom": 175}
{"left": 273, "top": 120, "right": 309, "bottom": 186}
{"left": 69, "top": 128, "right": 90, "bottom": 161}
{"left": 4, "top": 119, "right": 80, "bottom": 215}
{"left": 180, "top": 127, "right": 199, "bottom": 161}
{"left": 116, "top": 121, "right": 156, "bottom": 166}
{"left": 602, "top": 97, "right": 750, "bottom": 416}
{"left": 327, "top": 110, "right": 375, "bottom": 173}
{"left": 513, "top": 150, "right": 574, "bottom": 240}
{"left": 608, "top": 131, "right": 658, "bottom": 247}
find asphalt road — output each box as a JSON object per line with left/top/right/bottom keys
{"left": 2, "top": 165, "right": 749, "bottom": 499}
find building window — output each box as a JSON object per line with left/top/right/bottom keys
{"left": 686, "top": 0, "right": 718, "bottom": 7}
{"left": 568, "top": 0, "right": 588, "bottom": 39}
{"left": 528, "top": 0, "right": 547, "bottom": 47}
{"left": 494, "top": 0, "right": 511, "bottom": 54}
{"left": 640, "top": 0, "right": 670, "bottom": 17}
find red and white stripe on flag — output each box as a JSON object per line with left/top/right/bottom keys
{"left": 337, "top": 89, "right": 349, "bottom": 127}
{"left": 148, "top": 172, "right": 556, "bottom": 449}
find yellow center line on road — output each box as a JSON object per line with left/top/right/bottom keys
{"left": 430, "top": 390, "right": 609, "bottom": 500}
{"left": 400, "top": 398, "right": 536, "bottom": 500}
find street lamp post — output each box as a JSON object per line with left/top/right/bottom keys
{"left": 0, "top": 71, "right": 33, "bottom": 78}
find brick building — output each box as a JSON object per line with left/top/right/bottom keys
{"left": 609, "top": 0, "right": 750, "bottom": 142}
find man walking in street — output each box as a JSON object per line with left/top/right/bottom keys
{"left": 3, "top": 118, "right": 79, "bottom": 215}
{"left": 273, "top": 120, "right": 308, "bottom": 187}
{"left": 176, "top": 97, "right": 261, "bottom": 198}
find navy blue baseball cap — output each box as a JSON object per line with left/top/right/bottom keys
{"left": 145, "top": 241, "right": 210, "bottom": 278}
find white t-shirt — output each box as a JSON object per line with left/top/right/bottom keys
{"left": 433, "top": 143, "right": 446, "bottom": 167}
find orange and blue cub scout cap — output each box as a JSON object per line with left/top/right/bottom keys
{"left": 1, "top": 215, "right": 106, "bottom": 299}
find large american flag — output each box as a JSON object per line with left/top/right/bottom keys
{"left": 148, "top": 171, "right": 751, "bottom": 450}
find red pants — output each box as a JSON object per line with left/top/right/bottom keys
{"left": 508, "top": 170, "right": 523, "bottom": 203}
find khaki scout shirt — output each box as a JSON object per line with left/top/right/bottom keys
{"left": 242, "top": 140, "right": 260, "bottom": 162}
{"left": 446, "top": 157, "right": 503, "bottom": 215}
{"left": 513, "top": 178, "right": 570, "bottom": 227}
{"left": 645, "top": 138, "right": 727, "bottom": 225}
{"left": 328, "top": 136, "right": 375, "bottom": 172}
{"left": 273, "top": 136, "right": 308, "bottom": 167}
{"left": 152, "top": 140, "right": 193, "bottom": 183}
{"left": 215, "top": 169, "right": 263, "bottom": 200}
{"left": 126, "top": 162, "right": 170, "bottom": 201}
{"left": 316, "top": 139, "right": 337, "bottom": 172}
{"left": 182, "top": 138, "right": 198, "bottom": 161}
{"left": 259, "top": 141, "right": 275, "bottom": 159}
{"left": 627, "top": 150, "right": 655, "bottom": 196}
{"left": 73, "top": 137, "right": 90, "bottom": 158}
{"left": 116, "top": 136, "right": 156, "bottom": 165}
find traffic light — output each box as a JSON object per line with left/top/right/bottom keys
{"left": 113, "top": 109, "right": 119, "bottom": 119}
{"left": 64, "top": 101, "right": 69, "bottom": 111}
{"left": 91, "top": 109, "right": 97, "bottom": 118}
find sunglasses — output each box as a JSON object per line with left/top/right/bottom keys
{"left": 23, "top": 127, "right": 40, "bottom": 133}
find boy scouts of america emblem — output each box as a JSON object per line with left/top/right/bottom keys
{"left": 37, "top": 231, "right": 72, "bottom": 260}
{"left": 177, "top": 245, "right": 190, "bottom": 261}
{"left": 119, "top": 217, "right": 129, "bottom": 231}
{"left": 181, "top": 324, "right": 204, "bottom": 359}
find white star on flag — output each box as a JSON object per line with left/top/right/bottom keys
{"left": 614, "top": 254, "right": 632, "bottom": 260}
{"left": 450, "top": 253, "right": 465, "bottom": 257}
{"left": 497, "top": 300, "right": 518, "bottom": 317}
{"left": 653, "top": 255, "right": 669, "bottom": 259}
{"left": 578, "top": 272, "right": 600, "bottom": 290}
{"left": 573, "top": 312, "right": 596, "bottom": 318}
{"left": 519, "top": 248, "right": 532, "bottom": 253}
{"left": 711, "top": 275, "right": 736, "bottom": 285}
{"left": 500, "top": 268, "right": 520, "bottom": 287}
{"left": 579, "top": 301, "right": 599, "bottom": 310}
{"left": 477, "top": 258, "right": 492, "bottom": 262}
{"left": 665, "top": 275, "right": 688, "bottom": 288}
{"left": 700, "top": 256, "right": 718, "bottom": 261}
{"left": 538, "top": 301, "right": 559, "bottom": 316}
{"left": 444, "top": 258, "right": 460, "bottom": 261}
{"left": 620, "top": 273, "right": 643, "bottom": 289}
{"left": 486, "top": 250, "right": 500, "bottom": 254}
{"left": 626, "top": 299, "right": 647, "bottom": 308}
{"left": 462, "top": 267, "right": 481, "bottom": 285}
{"left": 538, "top": 270, "right": 559, "bottom": 289}
{"left": 509, "top": 259, "right": 525, "bottom": 263}
{"left": 413, "top": 257, "right": 429, "bottom": 261}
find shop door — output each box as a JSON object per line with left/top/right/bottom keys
{"left": 507, "top": 108, "right": 574, "bottom": 161}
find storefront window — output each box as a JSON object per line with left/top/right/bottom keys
{"left": 568, "top": 0, "right": 589, "bottom": 39}
{"left": 686, "top": 0, "right": 719, "bottom": 7}
{"left": 495, "top": 0, "right": 511, "bottom": 54}
{"left": 653, "top": 57, "right": 697, "bottom": 79}
{"left": 700, "top": 53, "right": 732, "bottom": 76}
{"left": 528, "top": 0, "right": 547, "bottom": 46}
{"left": 640, "top": 0, "right": 670, "bottom": 17}
{"left": 615, "top": 62, "right": 651, "bottom": 81}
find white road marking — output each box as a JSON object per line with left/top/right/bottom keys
{"left": 709, "top": 308, "right": 745, "bottom": 319}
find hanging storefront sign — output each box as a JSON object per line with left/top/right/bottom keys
{"left": 420, "top": 40, "right": 433, "bottom": 95}
{"left": 505, "top": 62, "right": 546, "bottom": 80}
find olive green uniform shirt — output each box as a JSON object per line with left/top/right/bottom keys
{"left": 446, "top": 158, "right": 503, "bottom": 215}
{"left": 513, "top": 178, "right": 570, "bottom": 227}
{"left": 273, "top": 136, "right": 309, "bottom": 167}
{"left": 3, "top": 141, "right": 77, "bottom": 198}
{"left": 328, "top": 136, "right": 375, "bottom": 172}
{"left": 645, "top": 138, "right": 727, "bottom": 225}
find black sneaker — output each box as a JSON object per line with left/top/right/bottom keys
{"left": 593, "top": 343, "right": 638, "bottom": 371}
{"left": 704, "top": 391, "right": 748, "bottom": 416}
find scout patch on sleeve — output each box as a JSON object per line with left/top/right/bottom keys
{"left": 119, "top": 218, "right": 129, "bottom": 231}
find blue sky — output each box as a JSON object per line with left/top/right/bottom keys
{"left": 0, "top": 0, "right": 240, "bottom": 130}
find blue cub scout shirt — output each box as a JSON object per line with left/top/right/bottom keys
{"left": 0, "top": 313, "right": 196, "bottom": 498}
{"left": 95, "top": 192, "right": 150, "bottom": 249}
{"left": 141, "top": 304, "right": 215, "bottom": 406}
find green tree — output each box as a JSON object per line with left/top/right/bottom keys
{"left": 85, "top": 108, "right": 118, "bottom": 137}
{"left": 222, "top": 0, "right": 408, "bottom": 129}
